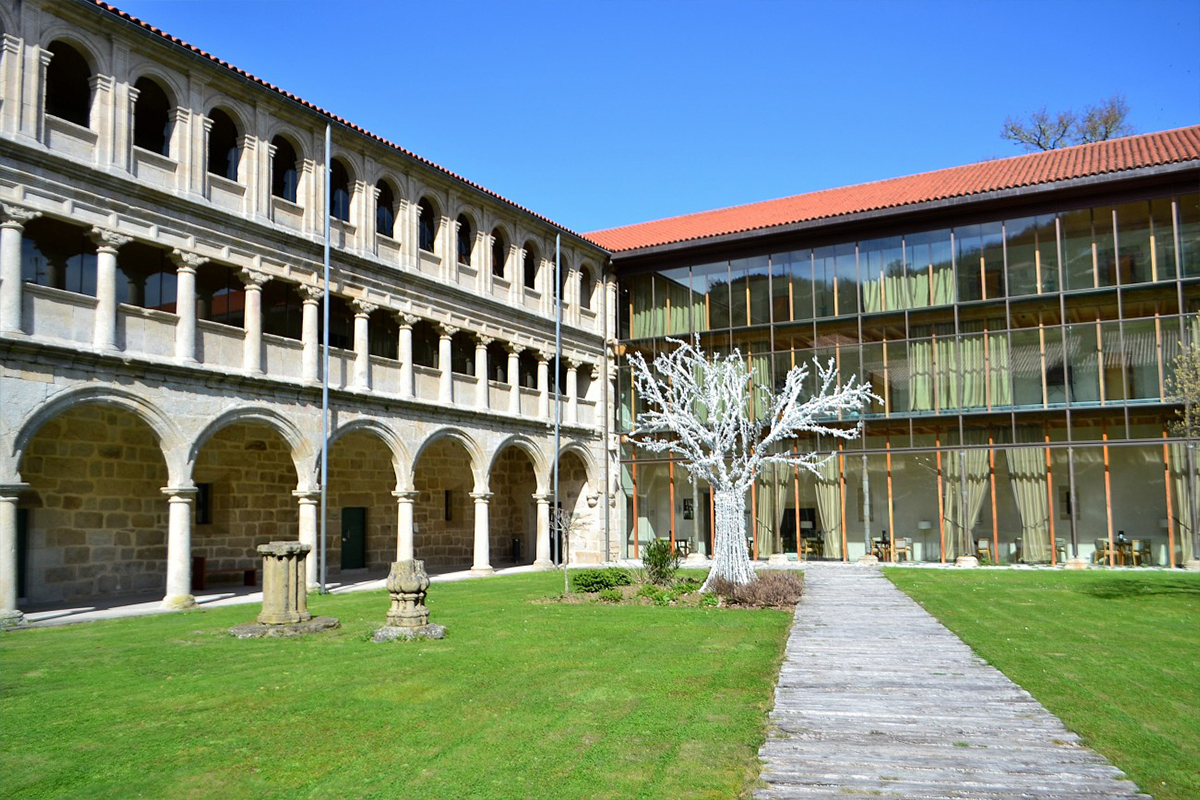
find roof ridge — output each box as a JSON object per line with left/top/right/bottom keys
{"left": 87, "top": 1, "right": 593, "bottom": 244}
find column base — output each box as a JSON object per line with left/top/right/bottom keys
{"left": 1184, "top": 559, "right": 1200, "bottom": 572}
{"left": 532, "top": 559, "right": 554, "bottom": 569}
{"left": 954, "top": 556, "right": 980, "bottom": 568}
{"left": 1064, "top": 557, "right": 1090, "bottom": 570}
{"left": 0, "top": 609, "right": 26, "bottom": 629}
{"left": 684, "top": 552, "right": 710, "bottom": 564}
{"left": 856, "top": 554, "right": 879, "bottom": 565}
{"left": 469, "top": 566, "right": 495, "bottom": 577}
{"left": 160, "top": 593, "right": 196, "bottom": 610}
{"left": 767, "top": 553, "right": 789, "bottom": 565}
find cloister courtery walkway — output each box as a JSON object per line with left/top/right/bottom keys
{"left": 757, "top": 564, "right": 1149, "bottom": 800}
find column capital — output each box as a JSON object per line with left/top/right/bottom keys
{"left": 503, "top": 340, "right": 525, "bottom": 355}
{"left": 298, "top": 284, "right": 324, "bottom": 303}
{"left": 292, "top": 489, "right": 321, "bottom": 502}
{"left": 395, "top": 312, "right": 420, "bottom": 328}
{"left": 0, "top": 483, "right": 30, "bottom": 500}
{"left": 1, "top": 204, "right": 41, "bottom": 229}
{"left": 161, "top": 486, "right": 198, "bottom": 501}
{"left": 476, "top": 334, "right": 494, "bottom": 348}
{"left": 564, "top": 357, "right": 579, "bottom": 370}
{"left": 352, "top": 298, "right": 378, "bottom": 317}
{"left": 532, "top": 492, "right": 551, "bottom": 503}
{"left": 535, "top": 350, "right": 550, "bottom": 364}
{"left": 392, "top": 490, "right": 419, "bottom": 501}
{"left": 89, "top": 226, "right": 133, "bottom": 253}
{"left": 170, "top": 248, "right": 209, "bottom": 271}
{"left": 469, "top": 491, "right": 493, "bottom": 502}
{"left": 437, "top": 322, "right": 459, "bottom": 338}
{"left": 238, "top": 267, "right": 271, "bottom": 288}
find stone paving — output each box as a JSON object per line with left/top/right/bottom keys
{"left": 757, "top": 563, "right": 1150, "bottom": 800}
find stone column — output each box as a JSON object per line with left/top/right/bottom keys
{"left": 533, "top": 492, "right": 552, "bottom": 568}
{"left": 397, "top": 313, "right": 416, "bottom": 398}
{"left": 470, "top": 491, "right": 494, "bottom": 575}
{"left": 256, "top": 541, "right": 311, "bottom": 625}
{"left": 438, "top": 323, "right": 456, "bottom": 404}
{"left": 170, "top": 249, "right": 206, "bottom": 363}
{"left": 393, "top": 490, "right": 417, "bottom": 561}
{"left": 1, "top": 205, "right": 41, "bottom": 334}
{"left": 294, "top": 490, "right": 320, "bottom": 589}
{"left": 566, "top": 359, "right": 579, "bottom": 425}
{"left": 536, "top": 351, "right": 550, "bottom": 420}
{"left": 475, "top": 335, "right": 491, "bottom": 410}
{"left": 506, "top": 342, "right": 522, "bottom": 415}
{"left": 161, "top": 487, "right": 197, "bottom": 609}
{"left": 0, "top": 484, "right": 28, "bottom": 627}
{"left": 352, "top": 299, "right": 376, "bottom": 391}
{"left": 239, "top": 268, "right": 269, "bottom": 373}
{"left": 89, "top": 227, "right": 132, "bottom": 351}
{"left": 300, "top": 285, "right": 323, "bottom": 384}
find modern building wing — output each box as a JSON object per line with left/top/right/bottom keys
{"left": 592, "top": 128, "right": 1200, "bottom": 568}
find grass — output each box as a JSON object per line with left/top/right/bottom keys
{"left": 0, "top": 571, "right": 792, "bottom": 800}
{"left": 884, "top": 568, "right": 1200, "bottom": 800}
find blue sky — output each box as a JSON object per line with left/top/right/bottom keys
{"left": 113, "top": 0, "right": 1199, "bottom": 233}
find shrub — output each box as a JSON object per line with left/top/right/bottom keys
{"left": 636, "top": 584, "right": 675, "bottom": 605}
{"left": 673, "top": 576, "right": 703, "bottom": 594}
{"left": 706, "top": 571, "right": 804, "bottom": 608}
{"left": 700, "top": 592, "right": 719, "bottom": 608}
{"left": 597, "top": 587, "right": 622, "bottom": 603}
{"left": 642, "top": 538, "right": 681, "bottom": 586}
{"left": 571, "top": 568, "right": 633, "bottom": 593}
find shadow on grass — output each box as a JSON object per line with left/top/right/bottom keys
{"left": 1072, "top": 574, "right": 1200, "bottom": 601}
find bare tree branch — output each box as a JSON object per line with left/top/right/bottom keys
{"left": 1001, "top": 96, "right": 1133, "bottom": 151}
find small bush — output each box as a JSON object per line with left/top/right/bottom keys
{"left": 706, "top": 571, "right": 804, "bottom": 608}
{"left": 642, "top": 538, "right": 682, "bottom": 586}
{"left": 700, "top": 592, "right": 719, "bottom": 608}
{"left": 571, "top": 568, "right": 633, "bottom": 593}
{"left": 597, "top": 587, "right": 622, "bottom": 603}
{"left": 673, "top": 576, "right": 703, "bottom": 594}
{"left": 636, "top": 584, "right": 676, "bottom": 605}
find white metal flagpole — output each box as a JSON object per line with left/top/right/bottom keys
{"left": 319, "top": 123, "right": 331, "bottom": 593}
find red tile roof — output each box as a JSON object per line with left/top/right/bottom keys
{"left": 89, "top": 1, "right": 593, "bottom": 245}
{"left": 587, "top": 126, "right": 1200, "bottom": 253}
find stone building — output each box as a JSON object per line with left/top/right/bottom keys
{"left": 0, "top": 0, "right": 616, "bottom": 625}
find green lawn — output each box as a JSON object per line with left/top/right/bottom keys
{"left": 1, "top": 571, "right": 791, "bottom": 800}
{"left": 885, "top": 568, "right": 1200, "bottom": 800}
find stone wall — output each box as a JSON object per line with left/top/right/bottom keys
{"left": 326, "top": 431, "right": 398, "bottom": 570}
{"left": 412, "top": 439, "right": 474, "bottom": 568}
{"left": 558, "top": 452, "right": 601, "bottom": 563}
{"left": 20, "top": 406, "right": 169, "bottom": 603}
{"left": 489, "top": 448, "right": 536, "bottom": 565}
{"left": 192, "top": 423, "right": 298, "bottom": 579}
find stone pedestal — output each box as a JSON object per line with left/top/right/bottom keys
{"left": 373, "top": 559, "right": 446, "bottom": 642}
{"left": 230, "top": 541, "right": 338, "bottom": 638}
{"left": 954, "top": 556, "right": 980, "bottom": 568}
{"left": 1064, "top": 557, "right": 1090, "bottom": 570}
{"left": 856, "top": 554, "right": 879, "bottom": 565}
{"left": 767, "top": 553, "right": 789, "bottom": 565}
{"left": 1184, "top": 559, "right": 1200, "bottom": 572}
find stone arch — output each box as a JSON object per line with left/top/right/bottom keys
{"left": 412, "top": 427, "right": 486, "bottom": 490}
{"left": 12, "top": 386, "right": 185, "bottom": 485}
{"left": 328, "top": 418, "right": 410, "bottom": 490}
{"left": 555, "top": 440, "right": 597, "bottom": 484}
{"left": 39, "top": 28, "right": 107, "bottom": 76}
{"left": 127, "top": 62, "right": 185, "bottom": 109}
{"left": 488, "top": 434, "right": 549, "bottom": 493}
{"left": 187, "top": 405, "right": 313, "bottom": 489}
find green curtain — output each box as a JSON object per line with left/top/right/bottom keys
{"left": 1008, "top": 446, "right": 1051, "bottom": 562}
{"left": 862, "top": 275, "right": 883, "bottom": 313}
{"left": 942, "top": 440, "right": 990, "bottom": 559}
{"left": 932, "top": 262, "right": 955, "bottom": 306}
{"left": 815, "top": 456, "right": 842, "bottom": 558}
{"left": 665, "top": 278, "right": 692, "bottom": 336}
{"left": 1170, "top": 442, "right": 1197, "bottom": 563}
{"left": 755, "top": 462, "right": 790, "bottom": 557}
{"left": 883, "top": 271, "right": 909, "bottom": 312}
{"left": 750, "top": 348, "right": 771, "bottom": 421}
{"left": 936, "top": 338, "right": 961, "bottom": 411}
{"left": 631, "top": 276, "right": 654, "bottom": 339}
{"left": 909, "top": 340, "right": 934, "bottom": 412}
{"left": 960, "top": 335, "right": 986, "bottom": 409}
{"left": 988, "top": 332, "right": 1012, "bottom": 407}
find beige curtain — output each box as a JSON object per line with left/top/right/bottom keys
{"left": 665, "top": 278, "right": 692, "bottom": 336}
{"left": 755, "top": 462, "right": 790, "bottom": 557}
{"left": 862, "top": 275, "right": 883, "bottom": 313}
{"left": 942, "top": 440, "right": 990, "bottom": 559}
{"left": 910, "top": 339, "right": 934, "bottom": 412}
{"left": 960, "top": 335, "right": 986, "bottom": 409}
{"left": 631, "top": 276, "right": 654, "bottom": 339}
{"left": 1008, "top": 446, "right": 1051, "bottom": 562}
{"left": 932, "top": 262, "right": 955, "bottom": 306}
{"left": 988, "top": 332, "right": 1012, "bottom": 407}
{"left": 1170, "top": 442, "right": 1197, "bottom": 563}
{"left": 937, "top": 338, "right": 961, "bottom": 411}
{"left": 750, "top": 347, "right": 771, "bottom": 421}
{"left": 816, "top": 456, "right": 842, "bottom": 558}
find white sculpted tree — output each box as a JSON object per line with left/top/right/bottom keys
{"left": 628, "top": 337, "right": 876, "bottom": 589}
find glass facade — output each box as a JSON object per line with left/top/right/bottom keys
{"left": 616, "top": 192, "right": 1200, "bottom": 566}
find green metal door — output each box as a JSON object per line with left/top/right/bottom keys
{"left": 340, "top": 507, "right": 366, "bottom": 570}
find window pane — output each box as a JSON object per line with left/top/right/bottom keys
{"left": 1009, "top": 330, "right": 1044, "bottom": 408}
{"left": 1115, "top": 200, "right": 1174, "bottom": 285}
{"left": 956, "top": 222, "right": 1004, "bottom": 302}
{"left": 906, "top": 228, "right": 953, "bottom": 308}
{"left": 1066, "top": 323, "right": 1101, "bottom": 405}
{"left": 1179, "top": 194, "right": 1200, "bottom": 278}
{"left": 657, "top": 267, "right": 692, "bottom": 336}
{"left": 693, "top": 262, "right": 730, "bottom": 330}
{"left": 1005, "top": 214, "right": 1058, "bottom": 296}
{"left": 1062, "top": 207, "right": 1097, "bottom": 291}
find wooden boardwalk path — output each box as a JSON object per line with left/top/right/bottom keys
{"left": 756, "top": 564, "right": 1149, "bottom": 800}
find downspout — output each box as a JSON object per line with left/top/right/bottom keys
{"left": 319, "top": 123, "right": 330, "bottom": 593}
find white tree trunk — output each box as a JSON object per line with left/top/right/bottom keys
{"left": 702, "top": 486, "right": 756, "bottom": 590}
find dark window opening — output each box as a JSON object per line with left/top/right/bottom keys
{"left": 45, "top": 41, "right": 91, "bottom": 127}
{"left": 271, "top": 136, "right": 299, "bottom": 203}
{"left": 450, "top": 331, "right": 475, "bottom": 374}
{"left": 411, "top": 319, "right": 439, "bottom": 367}
{"left": 206, "top": 108, "right": 239, "bottom": 180}
{"left": 261, "top": 281, "right": 303, "bottom": 341}
{"left": 317, "top": 294, "right": 354, "bottom": 350}
{"left": 523, "top": 242, "right": 539, "bottom": 289}
{"left": 456, "top": 215, "right": 473, "bottom": 265}
{"left": 330, "top": 159, "right": 351, "bottom": 222}
{"left": 518, "top": 351, "right": 538, "bottom": 389}
{"left": 487, "top": 341, "right": 508, "bottom": 382}
{"left": 491, "top": 228, "right": 507, "bottom": 278}
{"left": 195, "top": 483, "right": 213, "bottom": 525}
{"left": 579, "top": 267, "right": 593, "bottom": 310}
{"left": 376, "top": 181, "right": 396, "bottom": 238}
{"left": 418, "top": 199, "right": 437, "bottom": 252}
{"left": 20, "top": 217, "right": 98, "bottom": 296}
{"left": 132, "top": 77, "right": 171, "bottom": 156}
{"left": 115, "top": 242, "right": 177, "bottom": 312}
{"left": 195, "top": 261, "right": 246, "bottom": 328}
{"left": 368, "top": 309, "right": 399, "bottom": 359}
